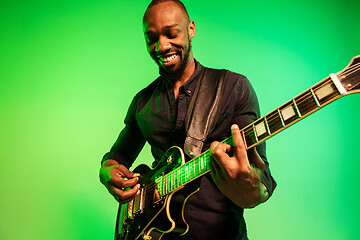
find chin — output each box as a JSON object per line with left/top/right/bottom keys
{"left": 159, "top": 65, "right": 183, "bottom": 80}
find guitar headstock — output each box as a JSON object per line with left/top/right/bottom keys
{"left": 335, "top": 55, "right": 360, "bottom": 94}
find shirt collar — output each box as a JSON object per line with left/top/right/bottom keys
{"left": 180, "top": 59, "right": 202, "bottom": 96}
{"left": 161, "top": 59, "right": 203, "bottom": 96}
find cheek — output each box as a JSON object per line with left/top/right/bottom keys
{"left": 147, "top": 44, "right": 155, "bottom": 55}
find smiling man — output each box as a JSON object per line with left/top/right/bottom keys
{"left": 100, "top": 1, "right": 276, "bottom": 239}
{"left": 143, "top": 0, "right": 195, "bottom": 99}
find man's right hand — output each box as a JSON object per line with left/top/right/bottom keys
{"left": 99, "top": 159, "right": 140, "bottom": 204}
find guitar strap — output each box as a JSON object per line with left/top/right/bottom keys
{"left": 184, "top": 67, "right": 228, "bottom": 158}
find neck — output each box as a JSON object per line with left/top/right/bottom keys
{"left": 173, "top": 57, "right": 195, "bottom": 100}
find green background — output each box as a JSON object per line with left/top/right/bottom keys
{"left": 1, "top": 0, "right": 359, "bottom": 239}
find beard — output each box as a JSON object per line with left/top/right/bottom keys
{"left": 158, "top": 41, "right": 192, "bottom": 81}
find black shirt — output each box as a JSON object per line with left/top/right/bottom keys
{"left": 103, "top": 61, "right": 276, "bottom": 240}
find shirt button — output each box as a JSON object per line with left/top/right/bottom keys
{"left": 187, "top": 89, "right": 192, "bottom": 94}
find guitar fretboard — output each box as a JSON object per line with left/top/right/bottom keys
{"left": 153, "top": 75, "right": 345, "bottom": 197}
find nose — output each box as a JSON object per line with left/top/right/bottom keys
{"left": 155, "top": 36, "right": 171, "bottom": 53}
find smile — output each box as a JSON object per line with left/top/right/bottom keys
{"left": 160, "top": 54, "right": 177, "bottom": 63}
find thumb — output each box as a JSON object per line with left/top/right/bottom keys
{"left": 117, "top": 165, "right": 140, "bottom": 179}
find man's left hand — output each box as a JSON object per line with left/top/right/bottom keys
{"left": 210, "top": 124, "right": 269, "bottom": 208}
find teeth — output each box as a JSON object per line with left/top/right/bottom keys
{"left": 161, "top": 54, "right": 176, "bottom": 63}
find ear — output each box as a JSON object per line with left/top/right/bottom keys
{"left": 188, "top": 20, "right": 195, "bottom": 39}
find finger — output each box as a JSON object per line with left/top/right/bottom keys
{"left": 117, "top": 165, "right": 140, "bottom": 179}
{"left": 120, "top": 177, "right": 139, "bottom": 189}
{"left": 112, "top": 183, "right": 140, "bottom": 203}
{"left": 247, "top": 147, "right": 265, "bottom": 171}
{"left": 110, "top": 168, "right": 139, "bottom": 189}
{"left": 231, "top": 124, "right": 249, "bottom": 165}
{"left": 210, "top": 141, "right": 232, "bottom": 166}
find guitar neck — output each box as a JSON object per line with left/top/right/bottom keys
{"left": 154, "top": 73, "right": 347, "bottom": 197}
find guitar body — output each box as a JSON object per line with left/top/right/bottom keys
{"left": 115, "top": 146, "right": 199, "bottom": 240}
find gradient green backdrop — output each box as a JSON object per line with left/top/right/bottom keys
{"left": 1, "top": 0, "right": 359, "bottom": 239}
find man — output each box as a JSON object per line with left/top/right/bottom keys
{"left": 99, "top": 0, "right": 276, "bottom": 239}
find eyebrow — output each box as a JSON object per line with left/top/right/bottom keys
{"left": 145, "top": 24, "right": 179, "bottom": 35}
{"left": 163, "top": 24, "right": 178, "bottom": 29}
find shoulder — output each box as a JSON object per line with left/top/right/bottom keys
{"left": 130, "top": 77, "right": 162, "bottom": 107}
{"left": 201, "top": 65, "right": 247, "bottom": 84}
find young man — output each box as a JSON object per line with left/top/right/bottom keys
{"left": 100, "top": 1, "right": 276, "bottom": 239}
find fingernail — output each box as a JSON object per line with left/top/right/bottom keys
{"left": 231, "top": 124, "right": 238, "bottom": 129}
{"left": 133, "top": 173, "right": 141, "bottom": 177}
{"left": 136, "top": 190, "right": 140, "bottom": 195}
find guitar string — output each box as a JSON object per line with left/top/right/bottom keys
{"left": 339, "top": 62, "right": 360, "bottom": 78}
{"left": 339, "top": 61, "right": 360, "bottom": 75}
{"left": 141, "top": 60, "right": 360, "bottom": 199}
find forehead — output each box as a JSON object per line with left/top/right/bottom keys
{"left": 143, "top": 2, "right": 188, "bottom": 31}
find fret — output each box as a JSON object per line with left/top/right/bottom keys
{"left": 165, "top": 174, "right": 167, "bottom": 195}
{"left": 159, "top": 177, "right": 163, "bottom": 196}
{"left": 264, "top": 116, "right": 271, "bottom": 135}
{"left": 169, "top": 171, "right": 172, "bottom": 191}
{"left": 252, "top": 124, "right": 259, "bottom": 142}
{"left": 176, "top": 169, "right": 178, "bottom": 187}
{"left": 167, "top": 172, "right": 170, "bottom": 193}
{"left": 188, "top": 162, "right": 192, "bottom": 180}
{"left": 181, "top": 166, "right": 184, "bottom": 185}
{"left": 295, "top": 89, "right": 319, "bottom": 116}
{"left": 277, "top": 109, "right": 285, "bottom": 127}
{"left": 196, "top": 157, "right": 201, "bottom": 176}
{"left": 169, "top": 171, "right": 174, "bottom": 192}
{"left": 192, "top": 160, "right": 196, "bottom": 179}
{"left": 292, "top": 99, "right": 301, "bottom": 117}
{"left": 173, "top": 170, "right": 176, "bottom": 189}
{"left": 162, "top": 175, "right": 165, "bottom": 196}
{"left": 244, "top": 125, "right": 257, "bottom": 147}
{"left": 182, "top": 164, "right": 186, "bottom": 184}
{"left": 310, "top": 88, "right": 320, "bottom": 107}
{"left": 170, "top": 170, "right": 173, "bottom": 190}
{"left": 267, "top": 110, "right": 283, "bottom": 136}
{"left": 240, "top": 129, "right": 247, "bottom": 149}
{"left": 177, "top": 168, "right": 180, "bottom": 187}
{"left": 203, "top": 153, "right": 208, "bottom": 172}
{"left": 206, "top": 152, "right": 210, "bottom": 171}
{"left": 179, "top": 166, "right": 183, "bottom": 186}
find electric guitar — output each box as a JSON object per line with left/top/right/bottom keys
{"left": 115, "top": 56, "right": 360, "bottom": 240}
